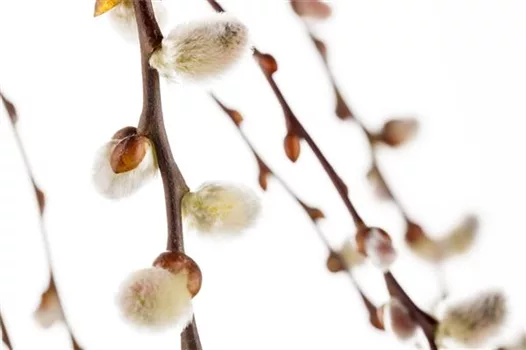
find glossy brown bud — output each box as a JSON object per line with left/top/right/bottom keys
{"left": 110, "top": 135, "right": 150, "bottom": 174}
{"left": 380, "top": 119, "right": 418, "bottom": 147}
{"left": 258, "top": 171, "right": 268, "bottom": 191}
{"left": 290, "top": 0, "right": 332, "bottom": 19}
{"left": 230, "top": 110, "right": 244, "bottom": 126}
{"left": 284, "top": 132, "right": 301, "bottom": 162}
{"left": 255, "top": 51, "right": 278, "bottom": 75}
{"left": 112, "top": 126, "right": 137, "bottom": 140}
{"left": 257, "top": 160, "right": 271, "bottom": 191}
{"left": 153, "top": 251, "right": 202, "bottom": 297}
{"left": 326, "top": 251, "right": 345, "bottom": 273}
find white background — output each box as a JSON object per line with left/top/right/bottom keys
{"left": 0, "top": 0, "right": 525, "bottom": 349}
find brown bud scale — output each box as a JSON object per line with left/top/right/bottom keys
{"left": 326, "top": 251, "right": 345, "bottom": 273}
{"left": 112, "top": 126, "right": 137, "bottom": 140}
{"left": 255, "top": 51, "right": 278, "bottom": 75}
{"left": 284, "top": 133, "right": 301, "bottom": 162}
{"left": 110, "top": 135, "right": 150, "bottom": 174}
{"left": 153, "top": 251, "right": 202, "bottom": 297}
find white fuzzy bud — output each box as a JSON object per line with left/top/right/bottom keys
{"left": 117, "top": 267, "right": 193, "bottom": 330}
{"left": 92, "top": 133, "right": 158, "bottom": 199}
{"left": 363, "top": 228, "right": 397, "bottom": 271}
{"left": 441, "top": 215, "right": 479, "bottom": 257}
{"left": 436, "top": 291, "right": 507, "bottom": 347}
{"left": 34, "top": 284, "right": 64, "bottom": 328}
{"left": 380, "top": 298, "right": 418, "bottom": 341}
{"left": 182, "top": 182, "right": 261, "bottom": 235}
{"left": 149, "top": 13, "right": 249, "bottom": 82}
{"left": 109, "top": 0, "right": 166, "bottom": 43}
{"left": 339, "top": 239, "right": 365, "bottom": 268}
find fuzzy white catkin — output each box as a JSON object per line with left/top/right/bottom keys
{"left": 117, "top": 267, "right": 193, "bottom": 330}
{"left": 182, "top": 182, "right": 261, "bottom": 235}
{"left": 383, "top": 298, "right": 418, "bottom": 341}
{"left": 339, "top": 239, "right": 365, "bottom": 268}
{"left": 365, "top": 228, "right": 397, "bottom": 271}
{"left": 110, "top": 0, "right": 166, "bottom": 43}
{"left": 149, "top": 13, "right": 249, "bottom": 82}
{"left": 92, "top": 139, "right": 158, "bottom": 199}
{"left": 34, "top": 291, "right": 63, "bottom": 328}
{"left": 436, "top": 291, "right": 507, "bottom": 347}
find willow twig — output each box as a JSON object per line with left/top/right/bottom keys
{"left": 1, "top": 91, "right": 82, "bottom": 350}
{"left": 298, "top": 16, "right": 450, "bottom": 302}
{"left": 0, "top": 308, "right": 12, "bottom": 350}
{"left": 132, "top": 1, "right": 201, "bottom": 349}
{"left": 211, "top": 93, "right": 383, "bottom": 329}
{"left": 204, "top": 2, "right": 438, "bottom": 349}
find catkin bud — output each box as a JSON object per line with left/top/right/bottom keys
{"left": 356, "top": 227, "right": 397, "bottom": 271}
{"left": 92, "top": 127, "right": 158, "bottom": 199}
{"left": 117, "top": 267, "right": 194, "bottom": 330}
{"left": 378, "top": 298, "right": 418, "bottom": 341}
{"left": 182, "top": 182, "right": 261, "bottom": 235}
{"left": 284, "top": 132, "right": 301, "bottom": 162}
{"left": 153, "top": 251, "right": 202, "bottom": 297}
{"left": 326, "top": 251, "right": 345, "bottom": 273}
{"left": 107, "top": 0, "right": 167, "bottom": 43}
{"left": 290, "top": 0, "right": 332, "bottom": 19}
{"left": 149, "top": 13, "right": 249, "bottom": 82}
{"left": 380, "top": 118, "right": 419, "bottom": 147}
{"left": 436, "top": 291, "right": 507, "bottom": 347}
{"left": 338, "top": 239, "right": 365, "bottom": 269}
{"left": 442, "top": 215, "right": 479, "bottom": 258}
{"left": 405, "top": 222, "right": 443, "bottom": 262}
{"left": 34, "top": 282, "right": 64, "bottom": 328}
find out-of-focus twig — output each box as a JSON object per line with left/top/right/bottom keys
{"left": 0, "top": 308, "right": 12, "bottom": 350}
{"left": 204, "top": 2, "right": 439, "bottom": 349}
{"left": 211, "top": 93, "right": 383, "bottom": 329}
{"left": 1, "top": 91, "right": 82, "bottom": 350}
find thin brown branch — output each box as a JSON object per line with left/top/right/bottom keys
{"left": 1, "top": 91, "right": 82, "bottom": 350}
{"left": 132, "top": 1, "right": 201, "bottom": 349}
{"left": 299, "top": 19, "right": 440, "bottom": 350}
{"left": 0, "top": 308, "right": 12, "bottom": 350}
{"left": 307, "top": 31, "right": 451, "bottom": 306}
{"left": 210, "top": 93, "right": 383, "bottom": 330}
{"left": 205, "top": 2, "right": 438, "bottom": 348}
{"left": 306, "top": 31, "right": 413, "bottom": 224}
{"left": 384, "top": 273, "right": 438, "bottom": 349}
{"left": 204, "top": 0, "right": 365, "bottom": 230}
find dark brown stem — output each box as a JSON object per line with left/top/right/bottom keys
{"left": 0, "top": 308, "right": 12, "bottom": 350}
{"left": 306, "top": 31, "right": 413, "bottom": 224}
{"left": 132, "top": 1, "right": 201, "bottom": 349}
{"left": 1, "top": 91, "right": 82, "bottom": 349}
{"left": 210, "top": 93, "right": 383, "bottom": 330}
{"left": 205, "top": 2, "right": 438, "bottom": 347}
{"left": 298, "top": 17, "right": 442, "bottom": 350}
{"left": 205, "top": 0, "right": 365, "bottom": 229}
{"left": 384, "top": 273, "right": 438, "bottom": 350}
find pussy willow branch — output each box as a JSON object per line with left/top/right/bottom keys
{"left": 1, "top": 92, "right": 81, "bottom": 350}
{"left": 205, "top": 1, "right": 438, "bottom": 349}
{"left": 210, "top": 94, "right": 383, "bottom": 329}
{"left": 305, "top": 31, "right": 413, "bottom": 223}
{"left": 300, "top": 20, "right": 450, "bottom": 301}
{"left": 131, "top": 1, "right": 201, "bottom": 349}
{"left": 0, "top": 308, "right": 12, "bottom": 350}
